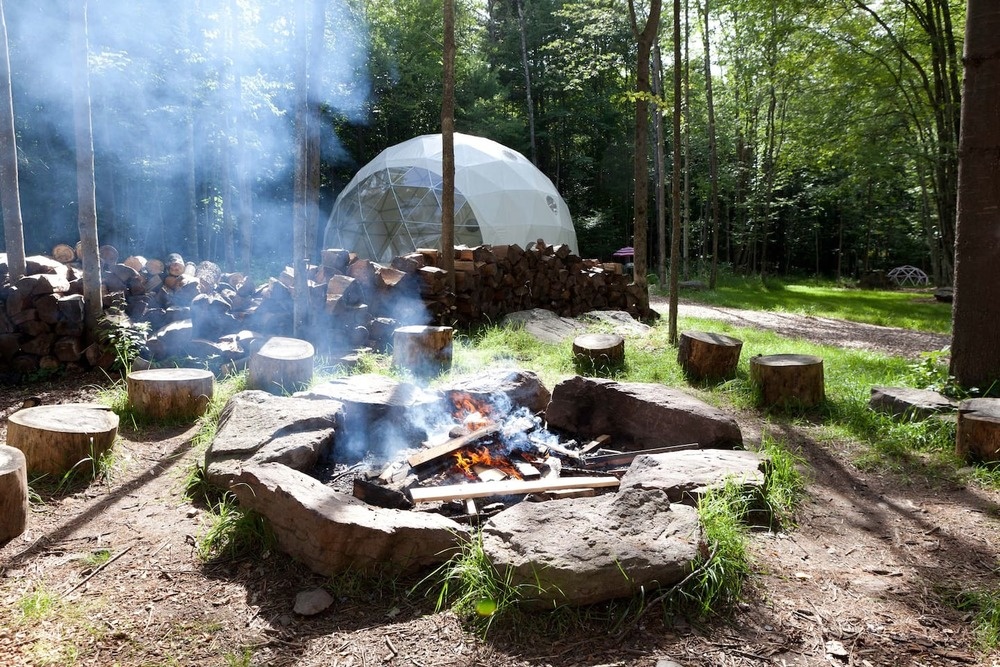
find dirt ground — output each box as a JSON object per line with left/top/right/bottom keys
{"left": 1, "top": 308, "right": 996, "bottom": 667}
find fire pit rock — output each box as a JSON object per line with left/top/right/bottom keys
{"left": 205, "top": 390, "right": 466, "bottom": 575}
{"left": 545, "top": 376, "right": 743, "bottom": 450}
{"left": 442, "top": 368, "right": 551, "bottom": 415}
{"left": 482, "top": 486, "right": 702, "bottom": 607}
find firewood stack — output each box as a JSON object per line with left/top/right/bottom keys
{"left": 0, "top": 255, "right": 88, "bottom": 377}
{"left": 1, "top": 238, "right": 651, "bottom": 378}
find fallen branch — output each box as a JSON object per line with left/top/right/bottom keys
{"left": 62, "top": 544, "right": 134, "bottom": 598}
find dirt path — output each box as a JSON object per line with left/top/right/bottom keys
{"left": 652, "top": 298, "right": 951, "bottom": 360}
{"left": 0, "top": 306, "right": 994, "bottom": 667}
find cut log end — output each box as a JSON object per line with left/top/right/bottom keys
{"left": 957, "top": 399, "right": 1000, "bottom": 463}
{"left": 0, "top": 445, "right": 29, "bottom": 546}
{"left": 248, "top": 336, "right": 315, "bottom": 395}
{"left": 677, "top": 330, "right": 743, "bottom": 382}
{"left": 7, "top": 404, "right": 119, "bottom": 476}
{"left": 127, "top": 368, "right": 215, "bottom": 421}
{"left": 572, "top": 333, "right": 625, "bottom": 370}
{"left": 750, "top": 354, "right": 825, "bottom": 410}
{"left": 392, "top": 325, "right": 453, "bottom": 378}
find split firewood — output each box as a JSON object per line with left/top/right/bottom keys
{"left": 407, "top": 424, "right": 500, "bottom": 469}
{"left": 577, "top": 434, "right": 611, "bottom": 456}
{"left": 51, "top": 243, "right": 76, "bottom": 264}
{"left": 408, "top": 476, "right": 619, "bottom": 504}
{"left": 353, "top": 478, "right": 413, "bottom": 510}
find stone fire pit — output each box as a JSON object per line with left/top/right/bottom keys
{"left": 204, "top": 369, "right": 768, "bottom": 606}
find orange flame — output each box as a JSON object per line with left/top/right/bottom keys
{"left": 452, "top": 392, "right": 494, "bottom": 430}
{"left": 453, "top": 445, "right": 523, "bottom": 481}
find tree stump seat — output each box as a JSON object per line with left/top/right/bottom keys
{"left": 677, "top": 330, "right": 743, "bottom": 381}
{"left": 248, "top": 336, "right": 315, "bottom": 394}
{"left": 7, "top": 403, "right": 119, "bottom": 476}
{"left": 572, "top": 333, "right": 625, "bottom": 370}
{"left": 750, "top": 354, "right": 825, "bottom": 409}
{"left": 127, "top": 368, "right": 215, "bottom": 421}
{"left": 957, "top": 398, "right": 1000, "bottom": 462}
{"left": 392, "top": 325, "right": 454, "bottom": 378}
{"left": 0, "top": 445, "right": 28, "bottom": 546}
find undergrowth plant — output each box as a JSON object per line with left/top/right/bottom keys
{"left": 183, "top": 371, "right": 246, "bottom": 504}
{"left": 954, "top": 588, "right": 1000, "bottom": 652}
{"left": 759, "top": 434, "right": 807, "bottom": 528}
{"left": 415, "top": 530, "right": 525, "bottom": 636}
{"left": 196, "top": 492, "right": 275, "bottom": 562}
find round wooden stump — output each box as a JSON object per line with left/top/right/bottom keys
{"left": 0, "top": 445, "right": 28, "bottom": 546}
{"left": 750, "top": 354, "right": 825, "bottom": 409}
{"left": 393, "top": 325, "right": 454, "bottom": 378}
{"left": 572, "top": 333, "right": 625, "bottom": 370}
{"left": 677, "top": 330, "right": 743, "bottom": 381}
{"left": 127, "top": 368, "right": 215, "bottom": 421}
{"left": 957, "top": 398, "right": 1000, "bottom": 462}
{"left": 248, "top": 336, "right": 315, "bottom": 395}
{"left": 7, "top": 404, "right": 119, "bottom": 476}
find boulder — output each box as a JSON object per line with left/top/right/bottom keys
{"left": 869, "top": 386, "right": 957, "bottom": 420}
{"left": 441, "top": 368, "right": 551, "bottom": 416}
{"left": 229, "top": 462, "right": 464, "bottom": 576}
{"left": 205, "top": 390, "right": 344, "bottom": 482}
{"left": 294, "top": 374, "right": 444, "bottom": 461}
{"left": 501, "top": 308, "right": 586, "bottom": 344}
{"left": 580, "top": 310, "right": 651, "bottom": 336}
{"left": 545, "top": 376, "right": 743, "bottom": 450}
{"left": 620, "top": 449, "right": 771, "bottom": 524}
{"left": 482, "top": 486, "right": 702, "bottom": 607}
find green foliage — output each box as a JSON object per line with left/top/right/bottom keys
{"left": 96, "top": 314, "right": 150, "bottom": 374}
{"left": 18, "top": 585, "right": 58, "bottom": 620}
{"left": 676, "top": 481, "right": 753, "bottom": 616}
{"left": 196, "top": 493, "right": 276, "bottom": 563}
{"left": 954, "top": 588, "right": 1000, "bottom": 652}
{"left": 184, "top": 372, "right": 246, "bottom": 504}
{"left": 81, "top": 548, "right": 113, "bottom": 569}
{"left": 415, "top": 531, "right": 526, "bottom": 636}
{"left": 905, "top": 347, "right": 971, "bottom": 399}
{"left": 758, "top": 434, "right": 807, "bottom": 528}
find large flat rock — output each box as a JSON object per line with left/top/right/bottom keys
{"left": 869, "top": 386, "right": 957, "bottom": 420}
{"left": 482, "top": 487, "right": 702, "bottom": 607}
{"left": 501, "top": 308, "right": 586, "bottom": 344}
{"left": 545, "top": 376, "right": 743, "bottom": 450}
{"left": 229, "top": 463, "right": 464, "bottom": 575}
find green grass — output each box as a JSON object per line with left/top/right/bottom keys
{"left": 955, "top": 588, "right": 1000, "bottom": 652}
{"left": 670, "top": 273, "right": 952, "bottom": 334}
{"left": 196, "top": 492, "right": 276, "bottom": 562}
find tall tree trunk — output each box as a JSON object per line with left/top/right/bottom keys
{"left": 0, "top": 0, "right": 24, "bottom": 282}
{"left": 668, "top": 0, "right": 681, "bottom": 343}
{"left": 950, "top": 0, "right": 1000, "bottom": 389}
{"left": 441, "top": 0, "right": 456, "bottom": 294}
{"left": 516, "top": 0, "right": 537, "bottom": 165}
{"left": 628, "top": 0, "right": 662, "bottom": 304}
{"left": 681, "top": 0, "right": 690, "bottom": 280}
{"left": 71, "top": 0, "right": 102, "bottom": 340}
{"left": 184, "top": 111, "right": 199, "bottom": 259}
{"left": 305, "top": 0, "right": 325, "bottom": 259}
{"left": 292, "top": 0, "right": 311, "bottom": 336}
{"left": 701, "top": 0, "right": 720, "bottom": 289}
{"left": 653, "top": 44, "right": 667, "bottom": 287}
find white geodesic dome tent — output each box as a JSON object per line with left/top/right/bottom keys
{"left": 324, "top": 133, "right": 578, "bottom": 263}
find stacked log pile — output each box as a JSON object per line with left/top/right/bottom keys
{"left": 0, "top": 238, "right": 652, "bottom": 378}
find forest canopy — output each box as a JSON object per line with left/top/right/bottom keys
{"left": 0, "top": 0, "right": 964, "bottom": 284}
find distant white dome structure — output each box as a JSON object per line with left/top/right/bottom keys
{"left": 324, "top": 133, "right": 578, "bottom": 263}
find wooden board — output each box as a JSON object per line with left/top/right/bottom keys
{"left": 127, "top": 368, "right": 214, "bottom": 421}
{"left": 408, "top": 476, "right": 620, "bottom": 503}
{"left": 0, "top": 445, "right": 28, "bottom": 546}
{"left": 7, "top": 404, "right": 119, "bottom": 476}
{"left": 406, "top": 425, "right": 500, "bottom": 469}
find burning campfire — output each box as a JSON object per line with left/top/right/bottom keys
{"left": 342, "top": 390, "right": 698, "bottom": 521}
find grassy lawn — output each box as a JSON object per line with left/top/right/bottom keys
{"left": 667, "top": 274, "right": 952, "bottom": 334}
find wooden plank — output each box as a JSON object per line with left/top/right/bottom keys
{"left": 406, "top": 424, "right": 500, "bottom": 469}
{"left": 408, "top": 476, "right": 619, "bottom": 503}
{"left": 577, "top": 434, "right": 611, "bottom": 456}
{"left": 582, "top": 443, "right": 699, "bottom": 469}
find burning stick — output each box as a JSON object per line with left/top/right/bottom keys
{"left": 406, "top": 424, "right": 501, "bottom": 469}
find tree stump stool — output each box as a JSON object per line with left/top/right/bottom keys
{"left": 127, "top": 368, "right": 215, "bottom": 421}
{"left": 248, "top": 336, "right": 315, "bottom": 394}
{"left": 0, "top": 445, "right": 28, "bottom": 546}
{"left": 750, "top": 354, "right": 825, "bottom": 409}
{"left": 393, "top": 325, "right": 454, "bottom": 378}
{"left": 956, "top": 398, "right": 1000, "bottom": 462}
{"left": 677, "top": 330, "right": 743, "bottom": 381}
{"left": 572, "top": 333, "right": 625, "bottom": 370}
{"left": 7, "top": 404, "right": 119, "bottom": 476}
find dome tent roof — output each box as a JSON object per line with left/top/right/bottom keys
{"left": 324, "top": 133, "right": 578, "bottom": 264}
